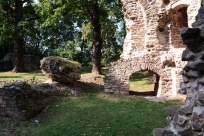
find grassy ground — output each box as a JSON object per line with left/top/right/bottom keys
{"left": 0, "top": 70, "right": 48, "bottom": 88}
{"left": 0, "top": 70, "right": 48, "bottom": 80}
{"left": 0, "top": 68, "right": 151, "bottom": 92}
{"left": 0, "top": 68, "right": 184, "bottom": 136}
{"left": 15, "top": 95, "right": 182, "bottom": 136}
{"left": 129, "top": 70, "right": 154, "bottom": 92}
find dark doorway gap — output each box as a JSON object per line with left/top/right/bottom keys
{"left": 129, "top": 70, "right": 160, "bottom": 96}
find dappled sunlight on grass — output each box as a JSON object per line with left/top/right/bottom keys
{"left": 0, "top": 68, "right": 184, "bottom": 136}
{"left": 0, "top": 71, "right": 48, "bottom": 80}
{"left": 0, "top": 67, "right": 107, "bottom": 81}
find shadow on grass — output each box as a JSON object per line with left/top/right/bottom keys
{"left": 27, "top": 70, "right": 42, "bottom": 73}
{"left": 0, "top": 76, "right": 22, "bottom": 79}
{"left": 76, "top": 81, "right": 104, "bottom": 94}
{"left": 129, "top": 90, "right": 156, "bottom": 96}
{"left": 14, "top": 93, "right": 183, "bottom": 136}
{"left": 130, "top": 70, "right": 153, "bottom": 82}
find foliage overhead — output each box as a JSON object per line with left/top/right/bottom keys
{"left": 0, "top": 0, "right": 125, "bottom": 68}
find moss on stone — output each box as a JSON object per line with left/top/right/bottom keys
{"left": 44, "top": 56, "right": 82, "bottom": 73}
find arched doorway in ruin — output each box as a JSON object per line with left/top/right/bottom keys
{"left": 104, "top": 53, "right": 183, "bottom": 97}
{"left": 129, "top": 70, "right": 160, "bottom": 96}
{"left": 104, "top": 55, "right": 171, "bottom": 97}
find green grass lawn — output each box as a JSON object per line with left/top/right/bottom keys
{"left": 15, "top": 94, "right": 182, "bottom": 136}
{"left": 0, "top": 69, "right": 151, "bottom": 92}
{"left": 0, "top": 70, "right": 48, "bottom": 80}
{"left": 0, "top": 69, "right": 183, "bottom": 136}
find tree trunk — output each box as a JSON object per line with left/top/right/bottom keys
{"left": 91, "top": 1, "right": 102, "bottom": 74}
{"left": 13, "top": 36, "right": 25, "bottom": 72}
{"left": 12, "top": 0, "right": 25, "bottom": 72}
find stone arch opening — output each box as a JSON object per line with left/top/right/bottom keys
{"left": 129, "top": 70, "right": 160, "bottom": 96}
{"left": 104, "top": 56, "right": 174, "bottom": 97}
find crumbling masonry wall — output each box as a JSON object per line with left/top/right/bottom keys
{"left": 104, "top": 0, "right": 201, "bottom": 97}
{"left": 153, "top": 0, "right": 204, "bottom": 135}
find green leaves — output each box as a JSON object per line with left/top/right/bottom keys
{"left": 53, "top": 40, "right": 80, "bottom": 60}
{"left": 82, "top": 22, "right": 92, "bottom": 42}
{"left": 0, "top": 0, "right": 125, "bottom": 67}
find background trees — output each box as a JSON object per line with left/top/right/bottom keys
{"left": 0, "top": 0, "right": 40, "bottom": 72}
{"left": 0, "top": 0, "right": 125, "bottom": 74}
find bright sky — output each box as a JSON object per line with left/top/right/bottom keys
{"left": 34, "top": 0, "right": 39, "bottom": 3}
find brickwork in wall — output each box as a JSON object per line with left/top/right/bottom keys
{"left": 104, "top": 0, "right": 201, "bottom": 97}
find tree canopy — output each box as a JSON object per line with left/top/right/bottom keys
{"left": 0, "top": 0, "right": 125, "bottom": 73}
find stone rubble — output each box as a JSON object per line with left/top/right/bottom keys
{"left": 0, "top": 81, "right": 80, "bottom": 120}
{"left": 40, "top": 56, "right": 81, "bottom": 84}
{"left": 0, "top": 81, "right": 50, "bottom": 120}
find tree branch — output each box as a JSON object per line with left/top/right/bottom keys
{"left": 25, "top": 16, "right": 40, "bottom": 21}
{"left": 82, "top": 2, "right": 94, "bottom": 22}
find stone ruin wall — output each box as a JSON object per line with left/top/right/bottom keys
{"left": 0, "top": 53, "right": 41, "bottom": 71}
{"left": 153, "top": 0, "right": 204, "bottom": 135}
{"left": 104, "top": 0, "right": 202, "bottom": 97}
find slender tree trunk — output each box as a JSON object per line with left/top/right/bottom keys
{"left": 12, "top": 0, "right": 25, "bottom": 72}
{"left": 91, "top": 1, "right": 102, "bottom": 74}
